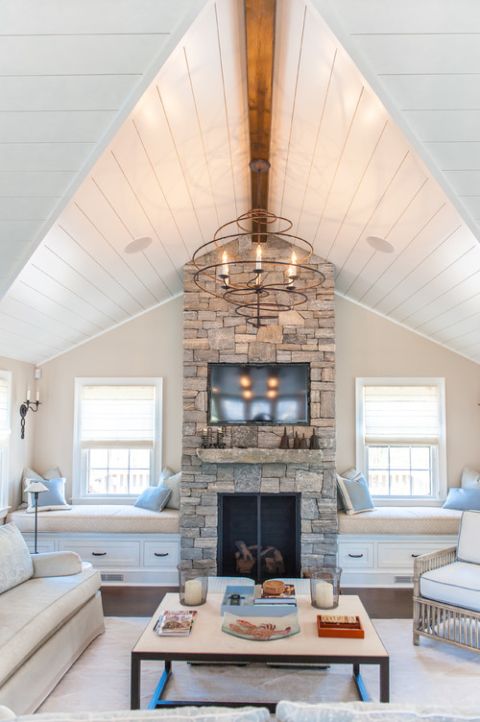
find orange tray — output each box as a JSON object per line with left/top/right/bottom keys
{"left": 317, "top": 615, "right": 365, "bottom": 639}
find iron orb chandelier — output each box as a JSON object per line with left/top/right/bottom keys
{"left": 191, "top": 209, "right": 325, "bottom": 328}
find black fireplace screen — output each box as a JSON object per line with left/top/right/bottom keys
{"left": 217, "top": 493, "right": 301, "bottom": 582}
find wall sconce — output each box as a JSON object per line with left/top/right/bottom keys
{"left": 20, "top": 387, "right": 41, "bottom": 439}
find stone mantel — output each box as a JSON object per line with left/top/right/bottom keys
{"left": 196, "top": 448, "right": 325, "bottom": 464}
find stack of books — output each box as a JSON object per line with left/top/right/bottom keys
{"left": 153, "top": 610, "right": 197, "bottom": 637}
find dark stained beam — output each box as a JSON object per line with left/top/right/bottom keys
{"left": 245, "top": 0, "right": 276, "bottom": 213}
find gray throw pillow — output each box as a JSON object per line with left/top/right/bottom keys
{"left": 443, "top": 488, "right": 480, "bottom": 511}
{"left": 159, "top": 471, "right": 181, "bottom": 509}
{"left": 26, "top": 477, "right": 70, "bottom": 513}
{"left": 135, "top": 486, "right": 171, "bottom": 512}
{"left": 337, "top": 468, "right": 375, "bottom": 515}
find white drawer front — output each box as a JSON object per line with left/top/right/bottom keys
{"left": 144, "top": 541, "right": 179, "bottom": 568}
{"left": 338, "top": 542, "right": 374, "bottom": 569}
{"left": 57, "top": 540, "right": 140, "bottom": 568}
{"left": 377, "top": 542, "right": 444, "bottom": 569}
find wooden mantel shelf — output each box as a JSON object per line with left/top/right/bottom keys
{"left": 196, "top": 448, "right": 323, "bottom": 464}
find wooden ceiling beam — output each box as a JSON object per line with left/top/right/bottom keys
{"left": 245, "top": 0, "right": 276, "bottom": 214}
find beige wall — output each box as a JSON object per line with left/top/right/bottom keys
{"left": 0, "top": 355, "right": 35, "bottom": 507}
{"left": 335, "top": 294, "right": 480, "bottom": 486}
{"left": 32, "top": 292, "right": 480, "bottom": 501}
{"left": 34, "top": 297, "right": 183, "bottom": 497}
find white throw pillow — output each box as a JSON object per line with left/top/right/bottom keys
{"left": 160, "top": 471, "right": 181, "bottom": 510}
{"left": 276, "top": 702, "right": 480, "bottom": 722}
{"left": 21, "top": 465, "right": 63, "bottom": 503}
{"left": 158, "top": 466, "right": 174, "bottom": 484}
{"left": 461, "top": 466, "right": 480, "bottom": 489}
{"left": 0, "top": 523, "right": 33, "bottom": 593}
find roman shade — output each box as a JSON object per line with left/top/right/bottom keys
{"left": 79, "top": 385, "right": 156, "bottom": 449}
{"left": 363, "top": 385, "right": 441, "bottom": 445}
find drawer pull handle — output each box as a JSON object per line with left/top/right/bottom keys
{"left": 411, "top": 553, "right": 420, "bottom": 558}
{"left": 92, "top": 552, "right": 107, "bottom": 557}
{"left": 154, "top": 552, "right": 169, "bottom": 558}
{"left": 348, "top": 553, "right": 364, "bottom": 558}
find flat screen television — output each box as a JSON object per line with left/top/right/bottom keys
{"left": 208, "top": 363, "right": 310, "bottom": 425}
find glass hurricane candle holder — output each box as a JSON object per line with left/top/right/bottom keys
{"left": 309, "top": 567, "right": 342, "bottom": 610}
{"left": 178, "top": 566, "right": 208, "bottom": 606}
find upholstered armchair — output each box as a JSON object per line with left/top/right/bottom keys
{"left": 413, "top": 510, "right": 480, "bottom": 652}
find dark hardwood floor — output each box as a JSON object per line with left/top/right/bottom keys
{"left": 101, "top": 585, "right": 413, "bottom": 619}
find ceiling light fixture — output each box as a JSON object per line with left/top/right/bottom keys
{"left": 366, "top": 235, "right": 395, "bottom": 254}
{"left": 124, "top": 236, "right": 152, "bottom": 254}
{"left": 191, "top": 208, "right": 325, "bottom": 328}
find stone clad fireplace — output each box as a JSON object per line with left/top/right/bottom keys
{"left": 181, "top": 237, "right": 336, "bottom": 576}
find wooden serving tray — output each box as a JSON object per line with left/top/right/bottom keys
{"left": 317, "top": 614, "right": 365, "bottom": 639}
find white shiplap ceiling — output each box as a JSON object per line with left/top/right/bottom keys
{"left": 1, "top": 0, "right": 480, "bottom": 366}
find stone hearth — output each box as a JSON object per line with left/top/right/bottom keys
{"left": 181, "top": 237, "right": 336, "bottom": 575}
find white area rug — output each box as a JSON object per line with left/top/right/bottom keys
{"left": 38, "top": 617, "right": 480, "bottom": 713}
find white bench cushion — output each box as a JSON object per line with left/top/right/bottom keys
{"left": 8, "top": 505, "right": 180, "bottom": 534}
{"left": 0, "top": 563, "right": 100, "bottom": 687}
{"left": 338, "top": 507, "right": 461, "bottom": 535}
{"left": 420, "top": 561, "right": 480, "bottom": 612}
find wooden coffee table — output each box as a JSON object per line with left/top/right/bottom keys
{"left": 131, "top": 593, "right": 389, "bottom": 710}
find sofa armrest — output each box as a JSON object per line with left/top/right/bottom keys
{"left": 32, "top": 551, "right": 83, "bottom": 578}
{"left": 413, "top": 545, "right": 457, "bottom": 596}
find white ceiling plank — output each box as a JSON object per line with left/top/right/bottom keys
{"left": 0, "top": 143, "right": 95, "bottom": 172}
{"left": 0, "top": 171, "right": 75, "bottom": 196}
{"left": 0, "top": 111, "right": 116, "bottom": 143}
{"left": 0, "top": 36, "right": 171, "bottom": 76}
{"left": 59, "top": 203, "right": 159, "bottom": 310}
{"left": 457, "top": 195, "right": 480, "bottom": 219}
{"left": 352, "top": 202, "right": 460, "bottom": 304}
{"left": 444, "top": 171, "right": 480, "bottom": 195}
{"left": 0, "top": 196, "right": 59, "bottom": 220}
{"left": 0, "top": 220, "right": 41, "bottom": 242}
{"left": 0, "top": 311, "right": 66, "bottom": 354}
{"left": 380, "top": 74, "right": 480, "bottom": 112}
{"left": 0, "top": 0, "right": 197, "bottom": 35}
{"left": 0, "top": 75, "right": 140, "bottom": 112}
{"left": 412, "top": 272, "right": 480, "bottom": 332}
{"left": 405, "top": 110, "right": 480, "bottom": 143}
{"left": 424, "top": 142, "right": 480, "bottom": 171}
{"left": 0, "top": 295, "right": 89, "bottom": 344}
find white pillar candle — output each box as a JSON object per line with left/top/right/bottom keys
{"left": 315, "top": 580, "right": 334, "bottom": 608}
{"left": 184, "top": 578, "right": 203, "bottom": 605}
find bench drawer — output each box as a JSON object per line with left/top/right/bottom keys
{"left": 377, "top": 542, "right": 445, "bottom": 569}
{"left": 144, "top": 541, "right": 179, "bottom": 568}
{"left": 57, "top": 539, "right": 140, "bottom": 568}
{"left": 338, "top": 542, "right": 374, "bottom": 569}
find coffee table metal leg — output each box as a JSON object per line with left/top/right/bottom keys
{"left": 148, "top": 661, "right": 172, "bottom": 709}
{"left": 130, "top": 654, "right": 141, "bottom": 710}
{"left": 380, "top": 658, "right": 390, "bottom": 702}
{"left": 352, "top": 663, "right": 371, "bottom": 702}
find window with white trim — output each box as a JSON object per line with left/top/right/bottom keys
{"left": 356, "top": 378, "right": 446, "bottom": 503}
{"left": 73, "top": 378, "right": 162, "bottom": 500}
{"left": 0, "top": 371, "right": 12, "bottom": 508}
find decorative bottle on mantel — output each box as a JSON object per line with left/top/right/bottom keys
{"left": 279, "top": 426, "right": 290, "bottom": 449}
{"left": 299, "top": 433, "right": 308, "bottom": 449}
{"left": 293, "top": 431, "right": 300, "bottom": 449}
{"left": 310, "top": 428, "right": 320, "bottom": 450}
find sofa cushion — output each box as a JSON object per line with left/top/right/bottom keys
{"left": 0, "top": 562, "right": 101, "bottom": 687}
{"left": 457, "top": 510, "right": 480, "bottom": 564}
{"left": 338, "top": 506, "right": 461, "bottom": 535}
{"left": 0, "top": 523, "right": 33, "bottom": 594}
{"left": 420, "top": 561, "right": 480, "bottom": 612}
{"left": 17, "top": 707, "right": 270, "bottom": 721}
{"left": 276, "top": 701, "right": 480, "bottom": 722}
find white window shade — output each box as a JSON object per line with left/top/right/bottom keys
{"left": 80, "top": 385, "right": 155, "bottom": 448}
{"left": 363, "top": 385, "right": 441, "bottom": 445}
{"left": 0, "top": 375, "right": 10, "bottom": 441}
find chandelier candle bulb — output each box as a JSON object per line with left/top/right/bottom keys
{"left": 26, "top": 387, "right": 31, "bottom": 402}
{"left": 36, "top": 390, "right": 40, "bottom": 402}
{"left": 221, "top": 251, "right": 229, "bottom": 278}
{"left": 255, "top": 243, "right": 262, "bottom": 271}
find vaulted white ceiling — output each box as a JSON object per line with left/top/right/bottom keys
{"left": 1, "top": 0, "right": 480, "bottom": 366}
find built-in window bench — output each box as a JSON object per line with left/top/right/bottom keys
{"left": 338, "top": 506, "right": 461, "bottom": 588}
{"left": 8, "top": 505, "right": 180, "bottom": 586}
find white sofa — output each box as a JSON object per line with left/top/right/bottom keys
{"left": 1, "top": 702, "right": 480, "bottom": 722}
{"left": 0, "top": 524, "right": 104, "bottom": 715}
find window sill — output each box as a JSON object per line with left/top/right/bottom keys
{"left": 71, "top": 496, "right": 137, "bottom": 506}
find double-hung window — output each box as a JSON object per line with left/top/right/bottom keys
{"left": 356, "top": 378, "right": 446, "bottom": 504}
{"left": 0, "top": 371, "right": 11, "bottom": 508}
{"left": 73, "top": 378, "right": 162, "bottom": 502}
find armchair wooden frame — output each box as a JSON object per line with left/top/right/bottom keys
{"left": 413, "top": 546, "right": 480, "bottom": 652}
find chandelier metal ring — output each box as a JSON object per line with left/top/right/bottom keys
{"left": 190, "top": 209, "right": 325, "bottom": 328}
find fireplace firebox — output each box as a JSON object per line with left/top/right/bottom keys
{"left": 217, "top": 493, "right": 301, "bottom": 582}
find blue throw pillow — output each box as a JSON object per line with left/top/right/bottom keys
{"left": 135, "top": 486, "right": 171, "bottom": 512}
{"left": 337, "top": 469, "right": 375, "bottom": 515}
{"left": 26, "top": 477, "right": 70, "bottom": 512}
{"left": 443, "top": 488, "right": 480, "bottom": 511}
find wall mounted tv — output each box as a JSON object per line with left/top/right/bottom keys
{"left": 208, "top": 363, "right": 310, "bottom": 425}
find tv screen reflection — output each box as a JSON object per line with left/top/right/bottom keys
{"left": 208, "top": 363, "right": 309, "bottom": 425}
